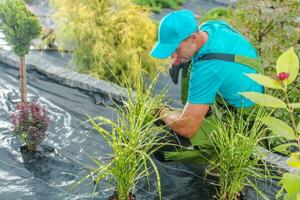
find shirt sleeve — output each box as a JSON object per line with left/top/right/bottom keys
{"left": 187, "top": 61, "right": 223, "bottom": 104}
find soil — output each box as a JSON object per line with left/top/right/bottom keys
{"left": 20, "top": 144, "right": 37, "bottom": 153}
{"left": 108, "top": 191, "right": 136, "bottom": 200}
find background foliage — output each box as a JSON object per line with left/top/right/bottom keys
{"left": 50, "top": 0, "right": 164, "bottom": 88}
{"left": 201, "top": 0, "right": 300, "bottom": 70}
{"left": 133, "top": 0, "right": 186, "bottom": 13}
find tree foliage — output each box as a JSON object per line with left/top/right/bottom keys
{"left": 0, "top": 0, "right": 42, "bottom": 102}
{"left": 0, "top": 0, "right": 42, "bottom": 56}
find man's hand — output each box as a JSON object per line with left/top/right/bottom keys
{"left": 155, "top": 106, "right": 171, "bottom": 118}
{"left": 162, "top": 103, "right": 210, "bottom": 138}
{"left": 153, "top": 105, "right": 172, "bottom": 126}
{"left": 153, "top": 103, "right": 210, "bottom": 138}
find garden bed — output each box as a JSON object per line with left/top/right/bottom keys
{"left": 0, "top": 52, "right": 288, "bottom": 199}
{"left": 0, "top": 60, "right": 215, "bottom": 199}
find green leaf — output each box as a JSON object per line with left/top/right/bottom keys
{"left": 282, "top": 173, "right": 300, "bottom": 194}
{"left": 276, "top": 47, "right": 299, "bottom": 85}
{"left": 283, "top": 192, "right": 300, "bottom": 200}
{"left": 273, "top": 143, "right": 298, "bottom": 154}
{"left": 276, "top": 187, "right": 285, "bottom": 200}
{"left": 288, "top": 103, "right": 300, "bottom": 109}
{"left": 261, "top": 117, "right": 296, "bottom": 140}
{"left": 287, "top": 153, "right": 300, "bottom": 168}
{"left": 240, "top": 92, "right": 287, "bottom": 108}
{"left": 245, "top": 73, "right": 283, "bottom": 90}
{"left": 297, "top": 121, "right": 300, "bottom": 134}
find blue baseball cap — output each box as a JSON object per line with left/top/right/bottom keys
{"left": 150, "top": 10, "right": 198, "bottom": 59}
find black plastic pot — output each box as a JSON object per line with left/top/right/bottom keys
{"left": 20, "top": 144, "right": 37, "bottom": 153}
{"left": 20, "top": 143, "right": 55, "bottom": 154}
{"left": 108, "top": 191, "right": 136, "bottom": 200}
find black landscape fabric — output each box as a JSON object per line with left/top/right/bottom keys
{"left": 0, "top": 61, "right": 281, "bottom": 200}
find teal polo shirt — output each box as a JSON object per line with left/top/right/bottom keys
{"left": 188, "top": 20, "right": 264, "bottom": 108}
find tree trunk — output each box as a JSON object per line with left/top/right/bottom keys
{"left": 19, "top": 56, "right": 27, "bottom": 102}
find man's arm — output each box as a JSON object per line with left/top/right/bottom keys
{"left": 161, "top": 103, "right": 209, "bottom": 138}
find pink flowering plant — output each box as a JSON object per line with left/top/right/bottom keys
{"left": 240, "top": 47, "right": 300, "bottom": 199}
{"left": 11, "top": 102, "right": 49, "bottom": 151}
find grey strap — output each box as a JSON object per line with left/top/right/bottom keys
{"left": 197, "top": 53, "right": 235, "bottom": 62}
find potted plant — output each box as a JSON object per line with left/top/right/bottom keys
{"left": 73, "top": 75, "right": 169, "bottom": 199}
{"left": 91, "top": 77, "right": 168, "bottom": 200}
{"left": 0, "top": 0, "right": 50, "bottom": 153}
{"left": 209, "top": 106, "right": 270, "bottom": 200}
{"left": 11, "top": 102, "right": 49, "bottom": 153}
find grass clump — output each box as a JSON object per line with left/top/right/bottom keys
{"left": 210, "top": 107, "right": 270, "bottom": 200}
{"left": 76, "top": 74, "right": 169, "bottom": 199}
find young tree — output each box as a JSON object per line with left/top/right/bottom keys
{"left": 0, "top": 0, "right": 42, "bottom": 102}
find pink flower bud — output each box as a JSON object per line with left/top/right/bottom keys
{"left": 277, "top": 72, "right": 289, "bottom": 81}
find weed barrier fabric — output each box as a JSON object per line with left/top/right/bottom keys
{"left": 0, "top": 62, "right": 280, "bottom": 200}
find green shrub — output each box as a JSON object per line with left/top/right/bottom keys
{"left": 241, "top": 48, "right": 300, "bottom": 152}
{"left": 200, "top": 7, "right": 233, "bottom": 22}
{"left": 50, "top": 0, "right": 164, "bottom": 89}
{"left": 241, "top": 47, "right": 300, "bottom": 199}
{"left": 133, "top": 0, "right": 186, "bottom": 13}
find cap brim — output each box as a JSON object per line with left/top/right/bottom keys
{"left": 150, "top": 41, "right": 180, "bottom": 59}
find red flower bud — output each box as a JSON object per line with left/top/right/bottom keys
{"left": 277, "top": 72, "right": 289, "bottom": 81}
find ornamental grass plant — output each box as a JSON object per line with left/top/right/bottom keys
{"left": 209, "top": 106, "right": 270, "bottom": 200}
{"left": 75, "top": 73, "right": 169, "bottom": 199}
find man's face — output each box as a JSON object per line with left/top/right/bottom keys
{"left": 171, "top": 36, "right": 197, "bottom": 65}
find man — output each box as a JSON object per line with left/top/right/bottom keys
{"left": 150, "top": 10, "right": 264, "bottom": 163}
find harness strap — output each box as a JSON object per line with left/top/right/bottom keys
{"left": 196, "top": 53, "right": 263, "bottom": 73}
